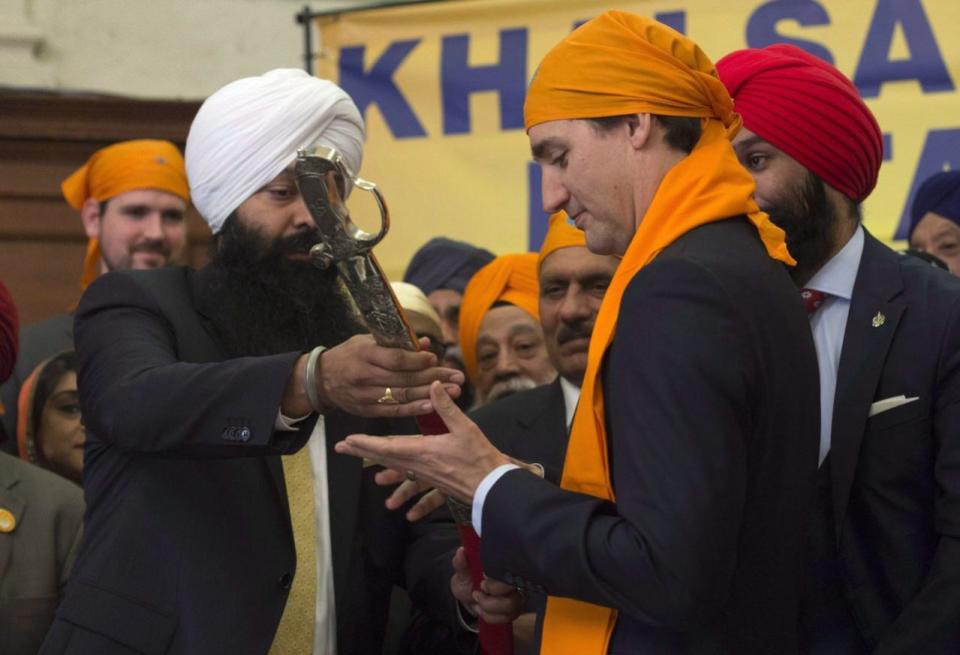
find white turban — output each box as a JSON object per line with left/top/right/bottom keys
{"left": 186, "top": 68, "right": 364, "bottom": 233}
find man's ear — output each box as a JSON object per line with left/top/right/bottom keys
{"left": 80, "top": 198, "right": 102, "bottom": 239}
{"left": 627, "top": 113, "right": 654, "bottom": 151}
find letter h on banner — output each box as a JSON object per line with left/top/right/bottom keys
{"left": 441, "top": 28, "right": 528, "bottom": 135}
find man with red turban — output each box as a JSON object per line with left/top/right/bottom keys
{"left": 0, "top": 282, "right": 16, "bottom": 388}
{"left": 0, "top": 140, "right": 190, "bottom": 453}
{"left": 336, "top": 11, "right": 820, "bottom": 654}
{"left": 719, "top": 44, "right": 960, "bottom": 654}
{"left": 458, "top": 253, "right": 556, "bottom": 407}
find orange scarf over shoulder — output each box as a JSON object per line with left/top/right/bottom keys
{"left": 527, "top": 12, "right": 794, "bottom": 654}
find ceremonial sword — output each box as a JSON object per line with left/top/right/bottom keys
{"left": 295, "top": 144, "right": 513, "bottom": 655}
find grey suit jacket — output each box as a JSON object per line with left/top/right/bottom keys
{"left": 0, "top": 451, "right": 84, "bottom": 655}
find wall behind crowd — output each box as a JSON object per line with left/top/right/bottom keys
{"left": 0, "top": 0, "right": 395, "bottom": 323}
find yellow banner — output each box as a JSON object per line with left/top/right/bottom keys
{"left": 317, "top": 0, "right": 960, "bottom": 278}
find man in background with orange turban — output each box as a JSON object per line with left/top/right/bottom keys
{"left": 336, "top": 11, "right": 820, "bottom": 654}
{"left": 458, "top": 252, "right": 556, "bottom": 407}
{"left": 392, "top": 214, "right": 619, "bottom": 653}
{"left": 719, "top": 45, "right": 960, "bottom": 654}
{"left": 0, "top": 139, "right": 189, "bottom": 453}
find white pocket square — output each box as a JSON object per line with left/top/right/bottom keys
{"left": 868, "top": 395, "right": 919, "bottom": 418}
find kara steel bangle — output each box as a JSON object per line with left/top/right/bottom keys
{"left": 303, "top": 345, "right": 328, "bottom": 413}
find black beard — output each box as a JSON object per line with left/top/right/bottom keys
{"left": 197, "top": 215, "right": 364, "bottom": 358}
{"left": 765, "top": 172, "right": 838, "bottom": 285}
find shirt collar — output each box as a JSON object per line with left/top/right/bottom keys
{"left": 559, "top": 376, "right": 581, "bottom": 429}
{"left": 805, "top": 225, "right": 864, "bottom": 301}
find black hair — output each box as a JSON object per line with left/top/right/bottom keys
{"left": 30, "top": 351, "right": 78, "bottom": 436}
{"left": 589, "top": 114, "right": 703, "bottom": 154}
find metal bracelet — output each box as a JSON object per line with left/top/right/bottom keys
{"left": 303, "top": 345, "right": 328, "bottom": 414}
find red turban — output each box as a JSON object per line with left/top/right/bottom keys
{"left": 0, "top": 281, "right": 18, "bottom": 386}
{"left": 716, "top": 44, "right": 882, "bottom": 202}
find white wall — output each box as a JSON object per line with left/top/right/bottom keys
{"left": 0, "top": 0, "right": 353, "bottom": 100}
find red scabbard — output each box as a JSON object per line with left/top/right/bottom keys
{"left": 415, "top": 412, "right": 513, "bottom": 655}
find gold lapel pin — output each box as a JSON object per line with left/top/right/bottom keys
{"left": 0, "top": 508, "right": 16, "bottom": 533}
{"left": 872, "top": 312, "right": 886, "bottom": 328}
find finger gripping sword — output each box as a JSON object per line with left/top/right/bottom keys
{"left": 295, "top": 145, "right": 513, "bottom": 655}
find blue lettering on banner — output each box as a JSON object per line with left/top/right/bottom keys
{"left": 340, "top": 40, "right": 427, "bottom": 139}
{"left": 655, "top": 11, "right": 687, "bottom": 34}
{"left": 528, "top": 162, "right": 549, "bottom": 251}
{"left": 441, "top": 28, "right": 528, "bottom": 135}
{"left": 746, "top": 0, "right": 834, "bottom": 64}
{"left": 894, "top": 128, "right": 960, "bottom": 240}
{"left": 883, "top": 133, "right": 893, "bottom": 161}
{"left": 853, "top": 0, "right": 954, "bottom": 99}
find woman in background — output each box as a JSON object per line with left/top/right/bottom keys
{"left": 17, "top": 351, "right": 84, "bottom": 485}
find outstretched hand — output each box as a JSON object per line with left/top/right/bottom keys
{"left": 334, "top": 381, "right": 510, "bottom": 503}
{"left": 373, "top": 468, "right": 449, "bottom": 521}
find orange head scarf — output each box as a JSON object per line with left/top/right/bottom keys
{"left": 457, "top": 253, "right": 539, "bottom": 385}
{"left": 62, "top": 139, "right": 190, "bottom": 291}
{"left": 530, "top": 12, "right": 794, "bottom": 654}
{"left": 537, "top": 212, "right": 587, "bottom": 270}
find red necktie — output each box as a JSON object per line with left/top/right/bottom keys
{"left": 800, "top": 288, "right": 827, "bottom": 315}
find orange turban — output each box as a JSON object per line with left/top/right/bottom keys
{"left": 458, "top": 253, "right": 539, "bottom": 383}
{"left": 61, "top": 139, "right": 190, "bottom": 291}
{"left": 524, "top": 10, "right": 738, "bottom": 132}
{"left": 537, "top": 212, "right": 588, "bottom": 269}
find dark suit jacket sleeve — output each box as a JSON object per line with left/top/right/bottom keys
{"left": 875, "top": 295, "right": 960, "bottom": 654}
{"left": 480, "top": 256, "right": 753, "bottom": 627}
{"left": 75, "top": 271, "right": 313, "bottom": 456}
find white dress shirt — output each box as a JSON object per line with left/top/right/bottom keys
{"left": 804, "top": 226, "right": 864, "bottom": 466}
{"left": 472, "top": 377, "right": 581, "bottom": 535}
{"left": 275, "top": 412, "right": 337, "bottom": 655}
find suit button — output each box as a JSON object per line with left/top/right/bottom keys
{"left": 222, "top": 427, "right": 235, "bottom": 441}
{"left": 237, "top": 427, "right": 251, "bottom": 442}
{"left": 279, "top": 573, "right": 293, "bottom": 590}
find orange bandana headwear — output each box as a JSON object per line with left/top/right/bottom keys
{"left": 61, "top": 139, "right": 190, "bottom": 291}
{"left": 458, "top": 253, "right": 539, "bottom": 384}
{"left": 537, "top": 212, "right": 587, "bottom": 270}
{"left": 530, "top": 12, "right": 794, "bottom": 655}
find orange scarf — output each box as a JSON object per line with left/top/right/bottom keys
{"left": 539, "top": 118, "right": 792, "bottom": 653}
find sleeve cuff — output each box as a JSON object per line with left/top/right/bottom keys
{"left": 472, "top": 463, "right": 520, "bottom": 536}
{"left": 275, "top": 410, "right": 311, "bottom": 432}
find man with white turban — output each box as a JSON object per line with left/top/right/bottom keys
{"left": 40, "top": 69, "right": 465, "bottom": 655}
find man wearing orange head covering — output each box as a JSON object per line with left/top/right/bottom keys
{"left": 458, "top": 252, "right": 556, "bottom": 407}
{"left": 0, "top": 140, "right": 189, "bottom": 453}
{"left": 334, "top": 11, "right": 820, "bottom": 655}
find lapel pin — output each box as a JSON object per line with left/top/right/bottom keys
{"left": 0, "top": 508, "right": 16, "bottom": 533}
{"left": 872, "top": 311, "right": 886, "bottom": 328}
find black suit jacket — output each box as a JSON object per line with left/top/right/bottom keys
{"left": 480, "top": 218, "right": 820, "bottom": 654}
{"left": 40, "top": 267, "right": 458, "bottom": 655}
{"left": 471, "top": 378, "right": 569, "bottom": 483}
{"left": 816, "top": 231, "right": 960, "bottom": 653}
